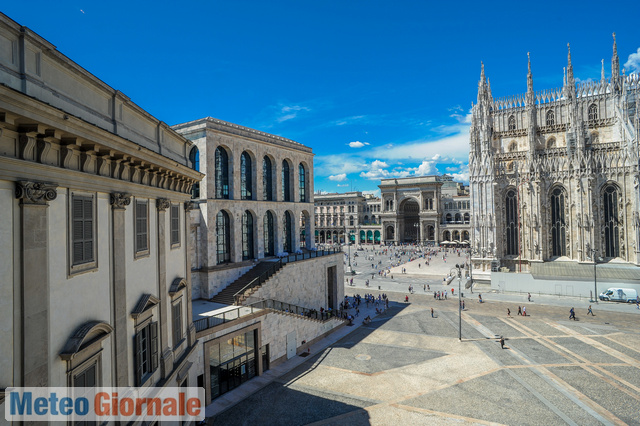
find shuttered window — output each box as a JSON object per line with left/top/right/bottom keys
{"left": 134, "top": 321, "right": 158, "bottom": 385}
{"left": 72, "top": 195, "right": 94, "bottom": 265}
{"left": 136, "top": 201, "right": 148, "bottom": 252}
{"left": 170, "top": 204, "right": 180, "bottom": 246}
{"left": 172, "top": 302, "right": 183, "bottom": 347}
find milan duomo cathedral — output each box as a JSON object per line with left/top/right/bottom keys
{"left": 469, "top": 34, "right": 640, "bottom": 281}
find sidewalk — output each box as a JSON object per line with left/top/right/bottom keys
{"left": 204, "top": 295, "right": 391, "bottom": 420}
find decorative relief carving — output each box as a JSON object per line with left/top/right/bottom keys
{"left": 184, "top": 200, "right": 198, "bottom": 211}
{"left": 110, "top": 192, "right": 131, "bottom": 210}
{"left": 156, "top": 198, "right": 171, "bottom": 211}
{"left": 15, "top": 180, "right": 58, "bottom": 205}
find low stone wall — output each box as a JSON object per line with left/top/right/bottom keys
{"left": 251, "top": 254, "right": 344, "bottom": 310}
{"left": 195, "top": 263, "right": 257, "bottom": 299}
{"left": 491, "top": 271, "right": 640, "bottom": 299}
{"left": 262, "top": 311, "right": 344, "bottom": 364}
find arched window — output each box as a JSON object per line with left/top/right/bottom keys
{"left": 282, "top": 211, "right": 293, "bottom": 252}
{"left": 189, "top": 146, "right": 200, "bottom": 199}
{"left": 371, "top": 215, "right": 376, "bottom": 224}
{"left": 263, "top": 211, "right": 274, "bottom": 257}
{"left": 363, "top": 215, "right": 369, "bottom": 224}
{"left": 215, "top": 147, "right": 229, "bottom": 199}
{"left": 546, "top": 110, "right": 555, "bottom": 126}
{"left": 588, "top": 104, "right": 598, "bottom": 121}
{"left": 453, "top": 231, "right": 460, "bottom": 241}
{"left": 464, "top": 213, "right": 470, "bottom": 223}
{"left": 299, "top": 163, "right": 306, "bottom": 202}
{"left": 603, "top": 184, "right": 620, "bottom": 257}
{"left": 216, "top": 211, "right": 230, "bottom": 264}
{"left": 455, "top": 213, "right": 462, "bottom": 222}
{"left": 508, "top": 115, "right": 516, "bottom": 131}
{"left": 427, "top": 226, "right": 435, "bottom": 240}
{"left": 505, "top": 189, "right": 518, "bottom": 256}
{"left": 242, "top": 211, "right": 254, "bottom": 260}
{"left": 550, "top": 186, "right": 567, "bottom": 257}
{"left": 445, "top": 213, "right": 452, "bottom": 223}
{"left": 349, "top": 215, "right": 354, "bottom": 226}
{"left": 508, "top": 141, "right": 517, "bottom": 152}
{"left": 240, "top": 152, "right": 252, "bottom": 200}
{"left": 263, "top": 156, "right": 273, "bottom": 201}
{"left": 443, "top": 230, "right": 451, "bottom": 241}
{"left": 547, "top": 137, "right": 556, "bottom": 149}
{"left": 282, "top": 160, "right": 291, "bottom": 202}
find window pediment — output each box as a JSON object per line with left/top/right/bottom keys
{"left": 131, "top": 293, "right": 160, "bottom": 319}
{"left": 60, "top": 320, "right": 113, "bottom": 360}
{"left": 169, "top": 278, "right": 187, "bottom": 297}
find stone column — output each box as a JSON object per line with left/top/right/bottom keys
{"left": 110, "top": 192, "right": 130, "bottom": 387}
{"left": 156, "top": 198, "right": 173, "bottom": 378}
{"left": 16, "top": 180, "right": 57, "bottom": 387}
{"left": 184, "top": 201, "right": 198, "bottom": 347}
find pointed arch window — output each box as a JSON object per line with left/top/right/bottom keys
{"left": 505, "top": 189, "right": 518, "bottom": 256}
{"left": 215, "top": 147, "right": 229, "bottom": 199}
{"left": 546, "top": 110, "right": 555, "bottom": 126}
{"left": 603, "top": 184, "right": 620, "bottom": 257}
{"left": 242, "top": 211, "right": 254, "bottom": 260}
{"left": 263, "top": 156, "right": 273, "bottom": 201}
{"left": 588, "top": 104, "right": 598, "bottom": 121}
{"left": 282, "top": 161, "right": 291, "bottom": 202}
{"left": 550, "top": 187, "right": 567, "bottom": 257}
{"left": 299, "top": 163, "right": 307, "bottom": 202}
{"left": 282, "top": 211, "right": 293, "bottom": 253}
{"left": 263, "top": 211, "right": 275, "bottom": 256}
{"left": 547, "top": 137, "right": 556, "bottom": 149}
{"left": 508, "top": 115, "right": 516, "bottom": 131}
{"left": 240, "top": 152, "right": 252, "bottom": 200}
{"left": 216, "top": 211, "right": 231, "bottom": 264}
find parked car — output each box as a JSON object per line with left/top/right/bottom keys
{"left": 599, "top": 288, "right": 638, "bottom": 303}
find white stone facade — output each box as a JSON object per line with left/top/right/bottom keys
{"left": 470, "top": 37, "right": 640, "bottom": 279}
{"left": 314, "top": 191, "right": 382, "bottom": 244}
{"left": 0, "top": 11, "right": 202, "bottom": 412}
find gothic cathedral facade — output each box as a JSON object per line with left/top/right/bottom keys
{"left": 470, "top": 35, "right": 640, "bottom": 279}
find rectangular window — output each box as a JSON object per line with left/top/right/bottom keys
{"left": 170, "top": 204, "right": 180, "bottom": 246}
{"left": 134, "top": 321, "right": 158, "bottom": 385}
{"left": 136, "top": 200, "right": 148, "bottom": 253}
{"left": 72, "top": 195, "right": 94, "bottom": 265}
{"left": 172, "top": 302, "right": 183, "bottom": 348}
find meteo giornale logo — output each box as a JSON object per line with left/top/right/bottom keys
{"left": 5, "top": 387, "right": 205, "bottom": 422}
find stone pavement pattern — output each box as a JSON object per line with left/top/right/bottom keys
{"left": 213, "top": 293, "right": 640, "bottom": 425}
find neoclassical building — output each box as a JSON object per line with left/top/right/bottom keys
{"left": 378, "top": 175, "right": 470, "bottom": 245}
{"left": 470, "top": 36, "right": 640, "bottom": 284}
{"left": 172, "top": 117, "right": 319, "bottom": 298}
{"left": 0, "top": 11, "right": 202, "bottom": 408}
{"left": 314, "top": 191, "right": 382, "bottom": 244}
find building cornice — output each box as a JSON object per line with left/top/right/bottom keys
{"left": 172, "top": 117, "right": 313, "bottom": 154}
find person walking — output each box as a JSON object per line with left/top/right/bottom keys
{"left": 522, "top": 306, "right": 526, "bottom": 316}
{"left": 500, "top": 336, "right": 505, "bottom": 349}
{"left": 507, "top": 308, "right": 511, "bottom": 317}
{"left": 517, "top": 306, "right": 522, "bottom": 316}
{"left": 569, "top": 307, "right": 576, "bottom": 320}
{"left": 527, "top": 292, "right": 531, "bottom": 302}
{"left": 587, "top": 305, "right": 594, "bottom": 316}
{"left": 431, "top": 307, "right": 434, "bottom": 318}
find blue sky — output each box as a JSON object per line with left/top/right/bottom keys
{"left": 4, "top": 1, "right": 640, "bottom": 195}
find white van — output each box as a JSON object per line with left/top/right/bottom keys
{"left": 599, "top": 288, "right": 638, "bottom": 303}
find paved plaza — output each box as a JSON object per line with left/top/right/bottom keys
{"left": 211, "top": 245, "right": 640, "bottom": 425}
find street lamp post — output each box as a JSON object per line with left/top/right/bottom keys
{"left": 414, "top": 222, "right": 420, "bottom": 245}
{"left": 451, "top": 265, "right": 463, "bottom": 342}
{"left": 590, "top": 248, "right": 600, "bottom": 303}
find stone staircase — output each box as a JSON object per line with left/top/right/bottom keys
{"left": 210, "top": 260, "right": 283, "bottom": 305}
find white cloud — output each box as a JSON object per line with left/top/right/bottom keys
{"left": 371, "top": 160, "right": 388, "bottom": 169}
{"left": 362, "top": 189, "right": 381, "bottom": 197}
{"left": 625, "top": 48, "right": 640, "bottom": 73}
{"left": 276, "top": 104, "right": 310, "bottom": 122}
{"left": 414, "top": 160, "right": 434, "bottom": 176}
{"left": 328, "top": 173, "right": 347, "bottom": 182}
{"left": 336, "top": 183, "right": 349, "bottom": 187}
{"left": 334, "top": 115, "right": 366, "bottom": 126}
{"left": 348, "top": 141, "right": 370, "bottom": 148}
{"left": 431, "top": 153, "right": 441, "bottom": 160}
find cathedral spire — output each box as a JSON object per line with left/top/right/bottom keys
{"left": 611, "top": 32, "right": 621, "bottom": 91}
{"left": 601, "top": 59, "right": 606, "bottom": 82}
{"left": 527, "top": 52, "right": 533, "bottom": 93}
{"left": 566, "top": 43, "right": 574, "bottom": 86}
